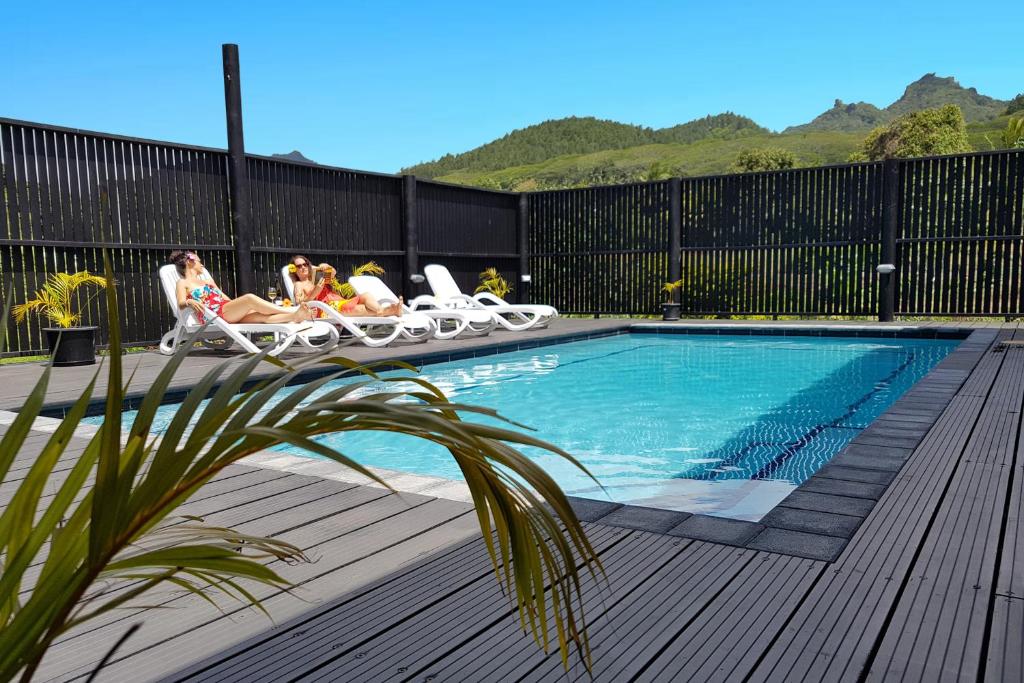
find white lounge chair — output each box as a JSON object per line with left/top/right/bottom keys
{"left": 158, "top": 264, "right": 339, "bottom": 356}
{"left": 349, "top": 275, "right": 496, "bottom": 340}
{"left": 278, "top": 266, "right": 414, "bottom": 347}
{"left": 420, "top": 264, "right": 558, "bottom": 331}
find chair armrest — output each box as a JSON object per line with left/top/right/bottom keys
{"left": 409, "top": 295, "right": 443, "bottom": 310}
{"left": 472, "top": 292, "right": 506, "bottom": 306}
{"left": 449, "top": 294, "right": 488, "bottom": 309}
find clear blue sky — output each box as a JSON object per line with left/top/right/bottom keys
{"left": 2, "top": 1, "right": 1020, "bottom": 174}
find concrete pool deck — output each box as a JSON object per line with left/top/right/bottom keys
{"left": 4, "top": 317, "right": 1023, "bottom": 681}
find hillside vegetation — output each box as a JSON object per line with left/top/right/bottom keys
{"left": 404, "top": 113, "right": 765, "bottom": 178}
{"left": 400, "top": 74, "right": 1019, "bottom": 191}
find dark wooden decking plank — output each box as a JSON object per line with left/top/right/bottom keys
{"left": 45, "top": 498, "right": 478, "bottom": 683}
{"left": 985, "top": 596, "right": 1024, "bottom": 683}
{"left": 392, "top": 530, "right": 686, "bottom": 683}
{"left": 639, "top": 554, "right": 825, "bottom": 682}
{"left": 168, "top": 534, "right": 508, "bottom": 682}
{"left": 867, "top": 344, "right": 1024, "bottom": 681}
{"left": 517, "top": 544, "right": 766, "bottom": 683}
{"left": 995, "top": 352, "right": 1024, "bottom": 602}
{"left": 422, "top": 541, "right": 753, "bottom": 682}
{"left": 748, "top": 331, "right": 1005, "bottom": 682}
{"left": 18, "top": 469, "right": 335, "bottom": 597}
{"left": 299, "top": 525, "right": 643, "bottom": 682}
{"left": 42, "top": 483, "right": 407, "bottom": 670}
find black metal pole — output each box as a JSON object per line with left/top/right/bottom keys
{"left": 668, "top": 177, "right": 682, "bottom": 294}
{"left": 402, "top": 174, "right": 418, "bottom": 300}
{"left": 222, "top": 44, "right": 255, "bottom": 295}
{"left": 879, "top": 158, "right": 899, "bottom": 322}
{"left": 517, "top": 193, "right": 529, "bottom": 304}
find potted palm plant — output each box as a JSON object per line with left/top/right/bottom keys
{"left": 12, "top": 271, "right": 108, "bottom": 366}
{"left": 661, "top": 279, "right": 682, "bottom": 321}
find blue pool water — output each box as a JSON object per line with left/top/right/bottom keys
{"left": 89, "top": 333, "right": 957, "bottom": 520}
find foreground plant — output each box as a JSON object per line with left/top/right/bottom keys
{"left": 0, "top": 255, "right": 601, "bottom": 682}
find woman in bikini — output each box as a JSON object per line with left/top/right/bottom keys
{"left": 287, "top": 255, "right": 402, "bottom": 317}
{"left": 171, "top": 250, "right": 312, "bottom": 324}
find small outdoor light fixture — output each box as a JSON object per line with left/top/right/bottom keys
{"left": 876, "top": 264, "right": 896, "bottom": 275}
{"left": 520, "top": 274, "right": 532, "bottom": 283}
{"left": 410, "top": 273, "right": 426, "bottom": 284}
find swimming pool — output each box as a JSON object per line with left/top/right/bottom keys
{"left": 89, "top": 333, "right": 957, "bottom": 521}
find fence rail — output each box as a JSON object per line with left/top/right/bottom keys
{"left": 2, "top": 116, "right": 1022, "bottom": 355}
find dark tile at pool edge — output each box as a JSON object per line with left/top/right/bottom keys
{"left": 596, "top": 505, "right": 691, "bottom": 534}
{"left": 799, "top": 476, "right": 888, "bottom": 500}
{"left": 760, "top": 507, "right": 864, "bottom": 538}
{"left": 816, "top": 464, "right": 896, "bottom": 483}
{"left": 565, "top": 497, "right": 622, "bottom": 523}
{"left": 779, "top": 490, "right": 875, "bottom": 517}
{"left": 667, "top": 515, "right": 763, "bottom": 546}
{"left": 746, "top": 528, "right": 847, "bottom": 561}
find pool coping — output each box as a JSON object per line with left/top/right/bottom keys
{"left": 34, "top": 321, "right": 986, "bottom": 562}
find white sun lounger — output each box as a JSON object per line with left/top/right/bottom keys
{"left": 421, "top": 264, "right": 558, "bottom": 331}
{"left": 349, "top": 275, "right": 496, "bottom": 340}
{"left": 278, "top": 266, "right": 413, "bottom": 347}
{"left": 158, "top": 264, "right": 339, "bottom": 356}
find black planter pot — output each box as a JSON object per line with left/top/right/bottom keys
{"left": 661, "top": 302, "right": 681, "bottom": 321}
{"left": 44, "top": 327, "right": 98, "bottom": 367}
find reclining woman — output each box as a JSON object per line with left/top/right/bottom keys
{"left": 287, "top": 255, "right": 402, "bottom": 317}
{"left": 171, "top": 250, "right": 311, "bottom": 324}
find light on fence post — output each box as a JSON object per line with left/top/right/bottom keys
{"left": 520, "top": 274, "right": 531, "bottom": 283}
{"left": 876, "top": 264, "right": 896, "bottom": 275}
{"left": 410, "top": 274, "right": 425, "bottom": 284}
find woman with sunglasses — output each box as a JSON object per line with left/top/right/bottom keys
{"left": 287, "top": 255, "right": 401, "bottom": 317}
{"left": 170, "top": 250, "right": 312, "bottom": 324}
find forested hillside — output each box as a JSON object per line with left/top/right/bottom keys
{"left": 399, "top": 74, "right": 1018, "bottom": 191}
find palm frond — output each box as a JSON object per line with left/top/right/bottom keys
{"left": 474, "top": 267, "right": 512, "bottom": 299}
{"left": 10, "top": 271, "right": 107, "bottom": 329}
{"left": 352, "top": 261, "right": 384, "bottom": 277}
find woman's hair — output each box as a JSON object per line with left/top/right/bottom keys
{"left": 169, "top": 250, "right": 195, "bottom": 276}
{"left": 289, "top": 254, "right": 312, "bottom": 281}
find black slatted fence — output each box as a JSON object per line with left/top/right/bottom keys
{"left": 2, "top": 116, "right": 1022, "bottom": 356}
{"left": 529, "top": 182, "right": 670, "bottom": 315}
{"left": 676, "top": 163, "right": 882, "bottom": 316}
{"left": 416, "top": 180, "right": 519, "bottom": 299}
{"left": 897, "top": 150, "right": 1024, "bottom": 316}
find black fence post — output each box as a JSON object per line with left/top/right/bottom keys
{"left": 517, "top": 193, "right": 529, "bottom": 304}
{"left": 667, "top": 177, "right": 682, "bottom": 318}
{"left": 879, "top": 158, "right": 899, "bottom": 322}
{"left": 222, "top": 44, "right": 255, "bottom": 295}
{"left": 402, "top": 174, "right": 418, "bottom": 300}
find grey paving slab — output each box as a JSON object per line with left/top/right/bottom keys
{"left": 779, "top": 490, "right": 876, "bottom": 517}
{"left": 591, "top": 504, "right": 690, "bottom": 533}
{"left": 565, "top": 495, "right": 622, "bottom": 522}
{"left": 799, "top": 476, "right": 888, "bottom": 500}
{"left": 745, "top": 527, "right": 849, "bottom": 561}
{"left": 666, "top": 513, "right": 764, "bottom": 546}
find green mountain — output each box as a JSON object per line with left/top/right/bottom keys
{"left": 886, "top": 73, "right": 1006, "bottom": 121}
{"left": 785, "top": 100, "right": 889, "bottom": 133}
{"left": 403, "top": 114, "right": 765, "bottom": 178}
{"left": 787, "top": 74, "right": 1008, "bottom": 133}
{"left": 652, "top": 113, "right": 769, "bottom": 144}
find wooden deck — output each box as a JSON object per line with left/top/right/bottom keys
{"left": 4, "top": 318, "right": 1023, "bottom": 682}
